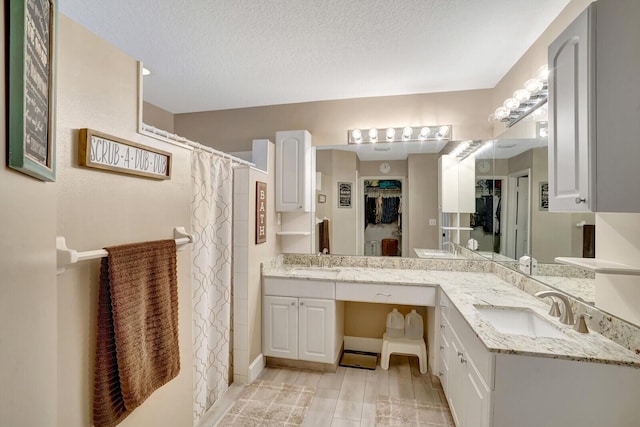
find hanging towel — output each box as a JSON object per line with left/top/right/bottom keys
{"left": 93, "top": 240, "right": 180, "bottom": 427}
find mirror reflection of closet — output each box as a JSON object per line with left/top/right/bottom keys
{"left": 362, "top": 179, "right": 403, "bottom": 256}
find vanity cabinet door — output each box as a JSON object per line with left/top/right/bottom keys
{"left": 461, "top": 357, "right": 492, "bottom": 427}
{"left": 548, "top": 3, "right": 595, "bottom": 212}
{"left": 263, "top": 295, "right": 298, "bottom": 359}
{"left": 298, "top": 298, "right": 335, "bottom": 363}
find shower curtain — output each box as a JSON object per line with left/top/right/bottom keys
{"left": 191, "top": 149, "right": 234, "bottom": 423}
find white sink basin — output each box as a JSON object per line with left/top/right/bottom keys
{"left": 290, "top": 268, "right": 341, "bottom": 279}
{"left": 475, "top": 306, "right": 566, "bottom": 339}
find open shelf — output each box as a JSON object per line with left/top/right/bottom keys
{"left": 555, "top": 257, "right": 640, "bottom": 275}
{"left": 276, "top": 231, "right": 311, "bottom": 236}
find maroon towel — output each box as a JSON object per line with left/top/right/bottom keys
{"left": 93, "top": 240, "right": 180, "bottom": 427}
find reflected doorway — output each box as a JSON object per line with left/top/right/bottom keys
{"left": 506, "top": 170, "right": 531, "bottom": 259}
{"left": 361, "top": 178, "right": 403, "bottom": 257}
{"left": 472, "top": 178, "right": 505, "bottom": 254}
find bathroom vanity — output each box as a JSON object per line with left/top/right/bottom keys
{"left": 262, "top": 261, "right": 640, "bottom": 427}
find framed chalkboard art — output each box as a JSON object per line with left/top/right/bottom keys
{"left": 8, "top": 0, "right": 57, "bottom": 181}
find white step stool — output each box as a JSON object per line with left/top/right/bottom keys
{"left": 380, "top": 333, "right": 428, "bottom": 374}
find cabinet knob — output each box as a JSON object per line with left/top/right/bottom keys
{"left": 300, "top": 301, "right": 304, "bottom": 306}
{"left": 440, "top": 325, "right": 445, "bottom": 329}
{"left": 291, "top": 301, "right": 295, "bottom": 306}
{"left": 575, "top": 197, "right": 586, "bottom": 204}
{"left": 460, "top": 356, "right": 467, "bottom": 364}
{"left": 439, "top": 345, "right": 445, "bottom": 350}
{"left": 439, "top": 371, "right": 444, "bottom": 377}
{"left": 457, "top": 351, "right": 463, "bottom": 358}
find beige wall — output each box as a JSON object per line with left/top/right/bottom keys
{"left": 175, "top": 90, "right": 494, "bottom": 152}
{"left": 408, "top": 154, "right": 441, "bottom": 253}
{"left": 359, "top": 159, "right": 407, "bottom": 177}
{"left": 55, "top": 15, "right": 192, "bottom": 427}
{"left": 143, "top": 101, "right": 175, "bottom": 132}
{"left": 0, "top": 5, "right": 58, "bottom": 425}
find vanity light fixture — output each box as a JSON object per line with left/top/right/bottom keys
{"left": 449, "top": 140, "right": 491, "bottom": 160}
{"left": 490, "top": 64, "right": 549, "bottom": 127}
{"left": 347, "top": 125, "right": 452, "bottom": 144}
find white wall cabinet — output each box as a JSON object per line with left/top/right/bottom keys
{"left": 548, "top": 1, "right": 640, "bottom": 212}
{"left": 437, "top": 290, "right": 640, "bottom": 427}
{"left": 275, "top": 130, "right": 313, "bottom": 212}
{"left": 263, "top": 277, "right": 343, "bottom": 364}
{"left": 438, "top": 155, "right": 475, "bottom": 214}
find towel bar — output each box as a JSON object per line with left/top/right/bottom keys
{"left": 56, "top": 226, "right": 193, "bottom": 274}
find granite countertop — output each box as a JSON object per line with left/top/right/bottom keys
{"left": 263, "top": 264, "right": 640, "bottom": 368}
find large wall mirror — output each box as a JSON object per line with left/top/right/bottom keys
{"left": 314, "top": 110, "right": 597, "bottom": 310}
{"left": 476, "top": 109, "right": 596, "bottom": 306}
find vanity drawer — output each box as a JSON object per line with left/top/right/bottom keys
{"left": 263, "top": 277, "right": 335, "bottom": 299}
{"left": 335, "top": 282, "right": 436, "bottom": 305}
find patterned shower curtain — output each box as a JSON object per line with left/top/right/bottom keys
{"left": 191, "top": 149, "right": 234, "bottom": 423}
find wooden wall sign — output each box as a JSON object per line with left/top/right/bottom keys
{"left": 256, "top": 181, "right": 267, "bottom": 244}
{"left": 8, "top": 0, "right": 57, "bottom": 181}
{"left": 78, "top": 129, "right": 172, "bottom": 179}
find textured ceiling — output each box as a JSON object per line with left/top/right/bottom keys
{"left": 59, "top": 0, "right": 570, "bottom": 114}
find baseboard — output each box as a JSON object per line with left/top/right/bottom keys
{"left": 343, "top": 336, "right": 383, "bottom": 354}
{"left": 248, "top": 353, "right": 265, "bottom": 383}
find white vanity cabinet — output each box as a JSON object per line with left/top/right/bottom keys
{"left": 438, "top": 290, "right": 640, "bottom": 427}
{"left": 263, "top": 277, "right": 343, "bottom": 364}
{"left": 548, "top": 1, "right": 640, "bottom": 212}
{"left": 275, "top": 130, "right": 313, "bottom": 212}
{"left": 439, "top": 293, "right": 492, "bottom": 427}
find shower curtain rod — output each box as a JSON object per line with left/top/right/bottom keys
{"left": 141, "top": 123, "right": 256, "bottom": 167}
{"left": 56, "top": 226, "right": 193, "bottom": 274}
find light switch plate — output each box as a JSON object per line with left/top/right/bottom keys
{"left": 429, "top": 219, "right": 437, "bottom": 226}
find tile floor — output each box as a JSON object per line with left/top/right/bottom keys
{"left": 197, "top": 355, "right": 453, "bottom": 426}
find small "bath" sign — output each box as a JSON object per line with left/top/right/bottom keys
{"left": 78, "top": 128, "right": 172, "bottom": 179}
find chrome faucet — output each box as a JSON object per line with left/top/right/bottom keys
{"left": 442, "top": 241, "right": 457, "bottom": 256}
{"left": 535, "top": 290, "right": 574, "bottom": 325}
{"left": 317, "top": 250, "right": 331, "bottom": 268}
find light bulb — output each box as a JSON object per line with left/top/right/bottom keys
{"left": 386, "top": 128, "right": 396, "bottom": 141}
{"left": 402, "top": 127, "right": 413, "bottom": 140}
{"left": 351, "top": 129, "right": 362, "bottom": 143}
{"left": 524, "top": 78, "right": 543, "bottom": 93}
{"left": 488, "top": 113, "right": 496, "bottom": 122}
{"left": 494, "top": 107, "right": 510, "bottom": 120}
{"left": 503, "top": 98, "right": 520, "bottom": 111}
{"left": 419, "top": 127, "right": 431, "bottom": 140}
{"left": 435, "top": 126, "right": 450, "bottom": 139}
{"left": 537, "top": 64, "right": 549, "bottom": 82}
{"left": 513, "top": 88, "right": 531, "bottom": 103}
{"left": 368, "top": 128, "right": 378, "bottom": 142}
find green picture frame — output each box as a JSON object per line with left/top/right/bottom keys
{"left": 8, "top": 0, "right": 57, "bottom": 181}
